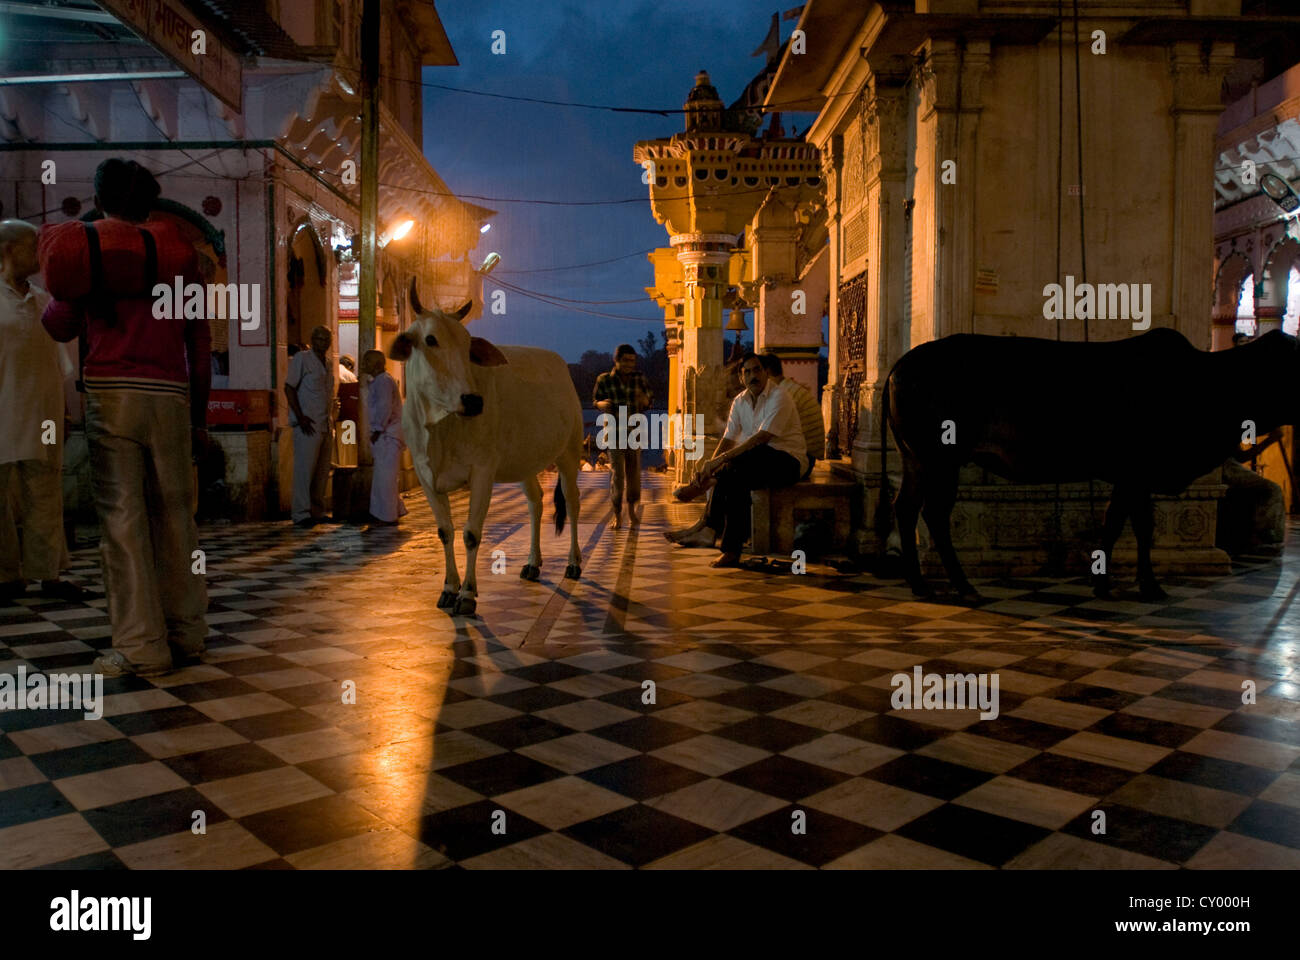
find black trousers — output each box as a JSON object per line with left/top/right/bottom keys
{"left": 705, "top": 445, "right": 803, "bottom": 553}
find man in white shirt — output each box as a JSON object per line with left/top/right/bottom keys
{"left": 686, "top": 352, "right": 805, "bottom": 567}
{"left": 759, "top": 353, "right": 824, "bottom": 478}
{"left": 0, "top": 220, "right": 83, "bottom": 601}
{"left": 361, "top": 349, "right": 407, "bottom": 526}
{"left": 284, "top": 325, "right": 338, "bottom": 526}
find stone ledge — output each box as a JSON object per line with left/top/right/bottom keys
{"left": 832, "top": 458, "right": 1234, "bottom": 577}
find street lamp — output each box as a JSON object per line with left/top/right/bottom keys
{"left": 1260, "top": 173, "right": 1300, "bottom": 216}
{"left": 378, "top": 218, "right": 415, "bottom": 248}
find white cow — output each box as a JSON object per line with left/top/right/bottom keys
{"left": 389, "top": 280, "right": 583, "bottom": 616}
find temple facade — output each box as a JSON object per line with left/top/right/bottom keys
{"left": 1213, "top": 60, "right": 1300, "bottom": 512}
{"left": 0, "top": 0, "right": 488, "bottom": 519}
{"left": 634, "top": 71, "right": 828, "bottom": 481}
{"left": 756, "top": 0, "right": 1298, "bottom": 574}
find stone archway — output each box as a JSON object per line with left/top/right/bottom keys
{"left": 1258, "top": 234, "right": 1300, "bottom": 335}
{"left": 1212, "top": 251, "right": 1253, "bottom": 349}
{"left": 287, "top": 220, "right": 328, "bottom": 353}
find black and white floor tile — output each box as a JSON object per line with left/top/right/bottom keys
{"left": 1, "top": 473, "right": 1298, "bottom": 869}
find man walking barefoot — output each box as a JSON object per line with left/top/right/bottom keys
{"left": 593, "top": 344, "right": 652, "bottom": 529}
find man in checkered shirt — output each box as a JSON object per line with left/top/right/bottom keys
{"left": 593, "top": 344, "right": 652, "bottom": 528}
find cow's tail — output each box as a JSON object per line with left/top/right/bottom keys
{"left": 554, "top": 478, "right": 567, "bottom": 535}
{"left": 874, "top": 373, "right": 894, "bottom": 540}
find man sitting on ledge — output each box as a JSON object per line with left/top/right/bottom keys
{"left": 674, "top": 351, "right": 806, "bottom": 568}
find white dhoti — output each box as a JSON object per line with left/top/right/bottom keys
{"left": 0, "top": 279, "right": 68, "bottom": 584}
{"left": 291, "top": 420, "right": 332, "bottom": 522}
{"left": 364, "top": 370, "right": 406, "bottom": 523}
{"left": 0, "top": 458, "right": 65, "bottom": 583}
{"left": 370, "top": 436, "right": 407, "bottom": 522}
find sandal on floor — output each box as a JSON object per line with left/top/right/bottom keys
{"left": 40, "top": 580, "right": 89, "bottom": 601}
{"left": 93, "top": 649, "right": 171, "bottom": 678}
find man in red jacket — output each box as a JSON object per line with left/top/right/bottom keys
{"left": 42, "top": 159, "right": 210, "bottom": 677}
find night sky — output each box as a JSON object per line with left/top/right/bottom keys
{"left": 421, "top": 1, "right": 814, "bottom": 362}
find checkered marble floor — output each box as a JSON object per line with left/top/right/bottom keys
{"left": 2, "top": 472, "right": 1299, "bottom": 869}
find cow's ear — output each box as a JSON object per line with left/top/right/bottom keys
{"left": 469, "top": 337, "right": 507, "bottom": 367}
{"left": 453, "top": 299, "right": 472, "bottom": 322}
{"left": 389, "top": 332, "right": 416, "bottom": 362}
{"left": 409, "top": 278, "right": 423, "bottom": 316}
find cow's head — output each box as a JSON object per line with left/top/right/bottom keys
{"left": 389, "top": 279, "right": 507, "bottom": 417}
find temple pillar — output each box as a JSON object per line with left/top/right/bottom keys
{"left": 850, "top": 75, "right": 911, "bottom": 553}
{"left": 1171, "top": 41, "right": 1236, "bottom": 349}
{"left": 1210, "top": 305, "right": 1239, "bottom": 350}
{"left": 751, "top": 189, "right": 825, "bottom": 398}
{"left": 674, "top": 234, "right": 732, "bottom": 482}
{"left": 823, "top": 134, "right": 844, "bottom": 458}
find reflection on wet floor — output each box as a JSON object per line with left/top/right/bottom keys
{"left": 1, "top": 474, "right": 1298, "bottom": 868}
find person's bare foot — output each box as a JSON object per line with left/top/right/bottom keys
{"left": 675, "top": 529, "right": 717, "bottom": 548}
{"left": 629, "top": 503, "right": 641, "bottom": 526}
{"left": 665, "top": 518, "right": 706, "bottom": 543}
{"left": 612, "top": 507, "right": 623, "bottom": 529}
{"left": 673, "top": 476, "right": 710, "bottom": 502}
{"left": 710, "top": 553, "right": 741, "bottom": 568}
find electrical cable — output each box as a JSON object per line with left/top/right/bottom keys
{"left": 496, "top": 248, "right": 657, "bottom": 273}
{"left": 486, "top": 275, "right": 664, "bottom": 322}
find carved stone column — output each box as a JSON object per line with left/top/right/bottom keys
{"left": 915, "top": 38, "right": 989, "bottom": 345}
{"left": 823, "top": 134, "right": 844, "bottom": 458}
{"left": 673, "top": 234, "right": 732, "bottom": 482}
{"left": 1170, "top": 41, "right": 1235, "bottom": 348}
{"left": 852, "top": 74, "right": 911, "bottom": 554}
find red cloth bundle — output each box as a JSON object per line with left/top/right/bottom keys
{"left": 38, "top": 218, "right": 194, "bottom": 301}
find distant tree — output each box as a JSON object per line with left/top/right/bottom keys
{"left": 636, "top": 329, "right": 668, "bottom": 409}
{"left": 569, "top": 349, "right": 615, "bottom": 408}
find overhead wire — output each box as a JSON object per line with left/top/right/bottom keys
{"left": 485, "top": 274, "right": 664, "bottom": 323}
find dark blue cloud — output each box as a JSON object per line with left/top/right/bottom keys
{"left": 422, "top": 1, "right": 813, "bottom": 360}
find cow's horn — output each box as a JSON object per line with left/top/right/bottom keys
{"left": 409, "top": 278, "right": 423, "bottom": 316}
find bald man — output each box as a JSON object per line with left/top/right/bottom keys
{"left": 285, "top": 324, "right": 336, "bottom": 526}
{"left": 0, "top": 220, "right": 81, "bottom": 602}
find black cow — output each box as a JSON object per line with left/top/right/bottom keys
{"left": 878, "top": 328, "right": 1299, "bottom": 601}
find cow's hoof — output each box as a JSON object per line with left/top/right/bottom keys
{"left": 520, "top": 564, "right": 540, "bottom": 581}
{"left": 954, "top": 584, "right": 983, "bottom": 603}
{"left": 454, "top": 596, "right": 477, "bottom": 617}
{"left": 910, "top": 581, "right": 933, "bottom": 598}
{"left": 1138, "top": 583, "right": 1168, "bottom": 603}
{"left": 564, "top": 564, "right": 581, "bottom": 580}
{"left": 437, "top": 590, "right": 457, "bottom": 609}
